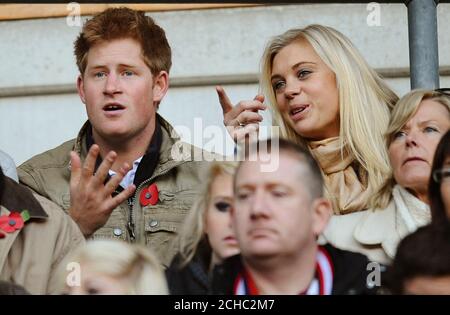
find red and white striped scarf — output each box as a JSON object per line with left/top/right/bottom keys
{"left": 233, "top": 246, "right": 334, "bottom": 295}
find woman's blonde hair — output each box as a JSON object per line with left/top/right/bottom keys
{"left": 176, "top": 161, "right": 238, "bottom": 266}
{"left": 66, "top": 240, "right": 168, "bottom": 294}
{"left": 370, "top": 89, "right": 450, "bottom": 209}
{"left": 260, "top": 24, "right": 398, "bottom": 211}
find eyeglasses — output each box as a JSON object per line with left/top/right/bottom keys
{"left": 432, "top": 167, "right": 450, "bottom": 183}
{"left": 434, "top": 88, "right": 450, "bottom": 97}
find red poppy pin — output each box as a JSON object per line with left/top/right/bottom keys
{"left": 0, "top": 210, "right": 30, "bottom": 235}
{"left": 139, "top": 183, "right": 159, "bottom": 206}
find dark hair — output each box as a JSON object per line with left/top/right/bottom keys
{"left": 428, "top": 130, "right": 450, "bottom": 229}
{"left": 234, "top": 138, "right": 324, "bottom": 199}
{"left": 386, "top": 225, "right": 450, "bottom": 294}
{"left": 0, "top": 281, "right": 30, "bottom": 295}
{"left": 74, "top": 7, "right": 172, "bottom": 76}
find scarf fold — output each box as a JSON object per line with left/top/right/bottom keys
{"left": 308, "top": 137, "right": 371, "bottom": 215}
{"left": 393, "top": 185, "right": 431, "bottom": 235}
{"left": 379, "top": 185, "right": 431, "bottom": 259}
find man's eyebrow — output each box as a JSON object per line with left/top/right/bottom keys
{"left": 87, "top": 63, "right": 138, "bottom": 70}
{"left": 87, "top": 65, "right": 107, "bottom": 70}
{"left": 235, "top": 183, "right": 255, "bottom": 190}
{"left": 117, "top": 63, "right": 138, "bottom": 68}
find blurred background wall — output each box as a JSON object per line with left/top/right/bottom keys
{"left": 0, "top": 3, "right": 449, "bottom": 165}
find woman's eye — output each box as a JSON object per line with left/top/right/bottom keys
{"left": 443, "top": 168, "right": 450, "bottom": 179}
{"left": 393, "top": 130, "right": 406, "bottom": 139}
{"left": 272, "top": 81, "right": 285, "bottom": 91}
{"left": 297, "top": 70, "right": 311, "bottom": 79}
{"left": 424, "top": 126, "right": 438, "bottom": 133}
{"left": 215, "top": 201, "right": 231, "bottom": 212}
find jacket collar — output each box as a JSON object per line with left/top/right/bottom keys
{"left": 0, "top": 175, "right": 47, "bottom": 219}
{"left": 72, "top": 113, "right": 187, "bottom": 182}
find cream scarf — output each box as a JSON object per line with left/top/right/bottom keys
{"left": 393, "top": 185, "right": 431, "bottom": 236}
{"left": 380, "top": 185, "right": 431, "bottom": 259}
{"left": 308, "top": 137, "right": 371, "bottom": 215}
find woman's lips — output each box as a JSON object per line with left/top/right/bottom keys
{"left": 289, "top": 104, "right": 310, "bottom": 121}
{"left": 223, "top": 236, "right": 238, "bottom": 245}
{"left": 403, "top": 157, "right": 426, "bottom": 165}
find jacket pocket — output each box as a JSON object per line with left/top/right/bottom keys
{"left": 88, "top": 206, "right": 129, "bottom": 241}
{"left": 90, "top": 226, "right": 129, "bottom": 241}
{"left": 143, "top": 208, "right": 189, "bottom": 267}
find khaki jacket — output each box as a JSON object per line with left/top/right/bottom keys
{"left": 0, "top": 176, "right": 85, "bottom": 294}
{"left": 18, "top": 114, "right": 214, "bottom": 267}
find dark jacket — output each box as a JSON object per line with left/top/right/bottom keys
{"left": 166, "top": 239, "right": 212, "bottom": 295}
{"left": 210, "top": 243, "right": 383, "bottom": 295}
{"left": 0, "top": 281, "right": 30, "bottom": 295}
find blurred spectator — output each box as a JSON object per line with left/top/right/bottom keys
{"left": 0, "top": 166, "right": 85, "bottom": 294}
{"left": 386, "top": 225, "right": 450, "bottom": 295}
{"left": 211, "top": 139, "right": 379, "bottom": 295}
{"left": 166, "top": 162, "right": 239, "bottom": 294}
{"left": 428, "top": 129, "right": 450, "bottom": 229}
{"left": 323, "top": 89, "right": 450, "bottom": 264}
{"left": 0, "top": 280, "right": 30, "bottom": 295}
{"left": 62, "top": 240, "right": 168, "bottom": 295}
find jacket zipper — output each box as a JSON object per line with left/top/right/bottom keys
{"left": 127, "top": 197, "right": 136, "bottom": 241}
{"left": 126, "top": 162, "right": 184, "bottom": 242}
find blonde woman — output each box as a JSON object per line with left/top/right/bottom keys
{"left": 62, "top": 240, "right": 168, "bottom": 295}
{"left": 323, "top": 89, "right": 450, "bottom": 264}
{"left": 166, "top": 161, "right": 240, "bottom": 294}
{"left": 217, "top": 24, "right": 398, "bottom": 215}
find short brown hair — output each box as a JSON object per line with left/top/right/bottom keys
{"left": 74, "top": 7, "right": 172, "bottom": 76}
{"left": 234, "top": 138, "right": 324, "bottom": 200}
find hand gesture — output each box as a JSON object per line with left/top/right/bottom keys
{"left": 69, "top": 144, "right": 136, "bottom": 237}
{"left": 216, "top": 85, "right": 266, "bottom": 144}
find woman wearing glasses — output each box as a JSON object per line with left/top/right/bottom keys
{"left": 429, "top": 130, "right": 450, "bottom": 228}
{"left": 323, "top": 89, "right": 450, "bottom": 264}
{"left": 217, "top": 24, "right": 398, "bottom": 215}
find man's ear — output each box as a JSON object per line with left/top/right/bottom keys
{"left": 76, "top": 75, "right": 86, "bottom": 104}
{"left": 311, "top": 197, "right": 332, "bottom": 236}
{"left": 152, "top": 71, "right": 169, "bottom": 105}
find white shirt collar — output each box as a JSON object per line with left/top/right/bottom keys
{"left": 108, "top": 156, "right": 143, "bottom": 189}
